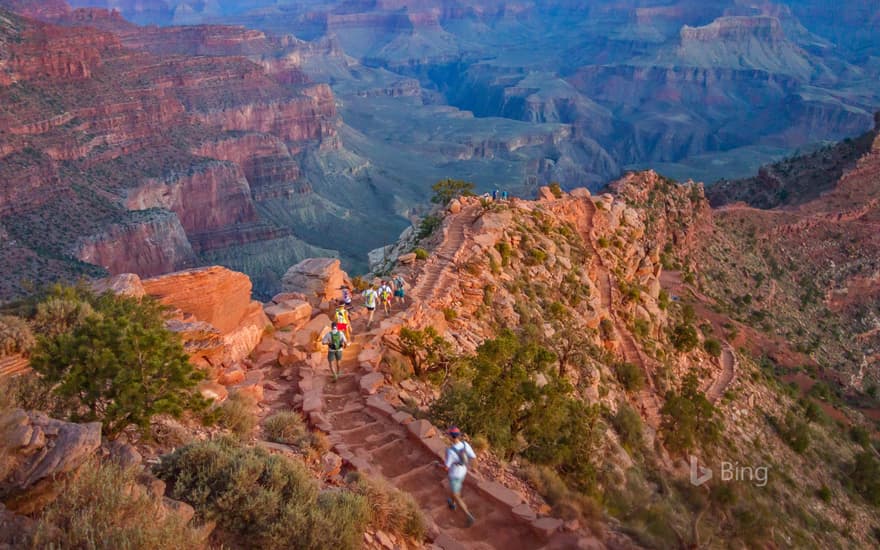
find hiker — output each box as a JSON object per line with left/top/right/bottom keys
{"left": 393, "top": 274, "right": 406, "bottom": 305}
{"left": 340, "top": 285, "right": 352, "bottom": 310}
{"left": 321, "top": 322, "right": 348, "bottom": 381}
{"left": 379, "top": 280, "right": 393, "bottom": 315}
{"left": 492, "top": 188, "right": 499, "bottom": 201}
{"left": 362, "top": 284, "right": 379, "bottom": 328}
{"left": 501, "top": 190, "right": 508, "bottom": 200}
{"left": 443, "top": 426, "right": 477, "bottom": 527}
{"left": 334, "top": 300, "right": 351, "bottom": 340}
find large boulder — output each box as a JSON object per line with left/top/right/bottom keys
{"left": 142, "top": 266, "right": 270, "bottom": 364}
{"left": 91, "top": 273, "right": 145, "bottom": 298}
{"left": 264, "top": 299, "right": 312, "bottom": 329}
{"left": 281, "top": 258, "right": 347, "bottom": 305}
{"left": 0, "top": 409, "right": 101, "bottom": 514}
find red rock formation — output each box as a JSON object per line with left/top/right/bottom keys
{"left": 141, "top": 266, "right": 270, "bottom": 363}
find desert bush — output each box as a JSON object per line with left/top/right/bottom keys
{"left": 612, "top": 403, "right": 644, "bottom": 450}
{"left": 217, "top": 392, "right": 257, "bottom": 440}
{"left": 431, "top": 329, "right": 603, "bottom": 490}
{"left": 670, "top": 323, "right": 699, "bottom": 352}
{"left": 661, "top": 373, "right": 720, "bottom": 453}
{"left": 154, "top": 438, "right": 370, "bottom": 549}
{"left": 0, "top": 315, "right": 35, "bottom": 356}
{"left": 615, "top": 362, "right": 645, "bottom": 393}
{"left": 32, "top": 458, "right": 203, "bottom": 550}
{"left": 390, "top": 326, "right": 454, "bottom": 378}
{"left": 548, "top": 182, "right": 563, "bottom": 198}
{"left": 347, "top": 472, "right": 425, "bottom": 540}
{"left": 430, "top": 178, "right": 475, "bottom": 204}
{"left": 30, "top": 292, "right": 206, "bottom": 438}
{"left": 847, "top": 451, "right": 880, "bottom": 506}
{"left": 524, "top": 464, "right": 601, "bottom": 525}
{"left": 495, "top": 242, "right": 513, "bottom": 266}
{"left": 350, "top": 276, "right": 369, "bottom": 292}
{"left": 413, "top": 247, "right": 429, "bottom": 260}
{"left": 777, "top": 413, "right": 811, "bottom": 454}
{"left": 442, "top": 307, "right": 458, "bottom": 322}
{"left": 525, "top": 248, "right": 547, "bottom": 266}
{"left": 417, "top": 214, "right": 442, "bottom": 241}
{"left": 262, "top": 410, "right": 323, "bottom": 454}
{"left": 0, "top": 372, "right": 56, "bottom": 413}
{"left": 32, "top": 296, "right": 95, "bottom": 338}
{"left": 703, "top": 338, "right": 722, "bottom": 357}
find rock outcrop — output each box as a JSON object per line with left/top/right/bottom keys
{"left": 142, "top": 266, "right": 269, "bottom": 365}
{"left": 281, "top": 258, "right": 347, "bottom": 305}
{"left": 0, "top": 409, "right": 101, "bottom": 514}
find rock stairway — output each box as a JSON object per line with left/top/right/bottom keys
{"left": 412, "top": 207, "right": 480, "bottom": 304}
{"left": 303, "top": 318, "right": 587, "bottom": 550}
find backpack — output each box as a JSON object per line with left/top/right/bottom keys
{"left": 394, "top": 277, "right": 404, "bottom": 290}
{"left": 329, "top": 331, "right": 343, "bottom": 351}
{"left": 381, "top": 286, "right": 391, "bottom": 300}
{"left": 364, "top": 290, "right": 377, "bottom": 307}
{"left": 452, "top": 443, "right": 469, "bottom": 468}
{"left": 342, "top": 288, "right": 351, "bottom": 302}
{"left": 335, "top": 308, "right": 347, "bottom": 324}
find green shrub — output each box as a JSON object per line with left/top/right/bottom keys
{"left": 615, "top": 362, "right": 645, "bottom": 393}
{"left": 413, "top": 247, "right": 429, "bottom": 260}
{"left": 30, "top": 292, "right": 206, "bottom": 438}
{"left": 0, "top": 315, "right": 34, "bottom": 356}
{"left": 33, "top": 458, "right": 203, "bottom": 549}
{"left": 495, "top": 242, "right": 513, "bottom": 266}
{"left": 347, "top": 472, "right": 425, "bottom": 540}
{"left": 778, "top": 413, "right": 811, "bottom": 454}
{"left": 417, "top": 214, "right": 442, "bottom": 241}
{"left": 262, "top": 410, "right": 317, "bottom": 452}
{"left": 670, "top": 323, "right": 699, "bottom": 352}
{"left": 217, "top": 392, "right": 257, "bottom": 440}
{"left": 703, "top": 338, "right": 722, "bottom": 357}
{"left": 523, "top": 464, "right": 600, "bottom": 525}
{"left": 661, "top": 373, "right": 720, "bottom": 453}
{"left": 32, "top": 296, "right": 95, "bottom": 338}
{"left": 817, "top": 485, "right": 832, "bottom": 502}
{"left": 154, "top": 438, "right": 370, "bottom": 549}
{"left": 612, "top": 403, "right": 644, "bottom": 450}
{"left": 430, "top": 178, "right": 475, "bottom": 205}
{"left": 548, "top": 182, "right": 563, "bottom": 198}
{"left": 430, "top": 330, "right": 603, "bottom": 490}
{"left": 350, "top": 276, "right": 369, "bottom": 292}
{"left": 847, "top": 451, "right": 880, "bottom": 506}
{"left": 632, "top": 319, "right": 650, "bottom": 339}
{"left": 0, "top": 372, "right": 56, "bottom": 413}
{"left": 443, "top": 308, "right": 458, "bottom": 322}
{"left": 525, "top": 248, "right": 547, "bottom": 266}
{"left": 391, "top": 326, "right": 454, "bottom": 377}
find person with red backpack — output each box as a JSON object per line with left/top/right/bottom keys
{"left": 442, "top": 426, "right": 477, "bottom": 527}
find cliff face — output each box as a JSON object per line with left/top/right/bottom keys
{"left": 0, "top": 2, "right": 350, "bottom": 302}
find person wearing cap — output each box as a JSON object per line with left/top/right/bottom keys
{"left": 443, "top": 426, "right": 477, "bottom": 526}
{"left": 321, "top": 321, "right": 348, "bottom": 381}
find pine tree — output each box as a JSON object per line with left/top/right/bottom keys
{"left": 31, "top": 292, "right": 206, "bottom": 438}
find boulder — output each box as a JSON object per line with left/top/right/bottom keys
{"left": 570, "top": 187, "right": 592, "bottom": 198}
{"left": 217, "top": 364, "right": 246, "bottom": 386}
{"left": 537, "top": 186, "right": 557, "bottom": 201}
{"left": 0, "top": 409, "right": 102, "bottom": 514}
{"left": 397, "top": 252, "right": 417, "bottom": 265}
{"left": 91, "top": 273, "right": 145, "bottom": 298}
{"left": 359, "top": 372, "right": 385, "bottom": 395}
{"left": 281, "top": 258, "right": 347, "bottom": 305}
{"left": 197, "top": 380, "right": 228, "bottom": 403}
{"left": 321, "top": 452, "right": 343, "bottom": 477}
{"left": 293, "top": 314, "right": 332, "bottom": 349}
{"left": 143, "top": 267, "right": 269, "bottom": 364}
{"left": 448, "top": 198, "right": 462, "bottom": 214}
{"left": 264, "top": 299, "right": 312, "bottom": 329}
{"left": 164, "top": 319, "right": 226, "bottom": 369}
{"left": 407, "top": 419, "right": 437, "bottom": 439}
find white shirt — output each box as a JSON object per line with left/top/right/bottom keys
{"left": 363, "top": 288, "right": 378, "bottom": 307}
{"left": 445, "top": 441, "right": 476, "bottom": 481}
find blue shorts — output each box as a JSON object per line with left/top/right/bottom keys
{"left": 449, "top": 476, "right": 464, "bottom": 495}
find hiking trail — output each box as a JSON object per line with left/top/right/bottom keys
{"left": 307, "top": 315, "right": 585, "bottom": 550}
{"left": 707, "top": 346, "right": 737, "bottom": 403}
{"left": 411, "top": 206, "right": 480, "bottom": 305}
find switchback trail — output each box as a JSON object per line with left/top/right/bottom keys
{"left": 707, "top": 346, "right": 736, "bottom": 403}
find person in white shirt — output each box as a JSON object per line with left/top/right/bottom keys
{"left": 443, "top": 426, "right": 477, "bottom": 527}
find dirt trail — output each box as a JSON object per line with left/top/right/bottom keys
{"left": 707, "top": 347, "right": 736, "bottom": 403}
{"left": 412, "top": 206, "right": 480, "bottom": 304}
{"left": 319, "top": 317, "right": 579, "bottom": 550}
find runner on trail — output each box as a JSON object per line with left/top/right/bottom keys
{"left": 321, "top": 322, "right": 348, "bottom": 381}
{"left": 442, "top": 426, "right": 477, "bottom": 527}
{"left": 340, "top": 285, "right": 352, "bottom": 309}
{"left": 362, "top": 284, "right": 379, "bottom": 328}
{"left": 393, "top": 274, "right": 406, "bottom": 305}
{"left": 379, "top": 280, "right": 393, "bottom": 315}
{"left": 334, "top": 300, "right": 351, "bottom": 340}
